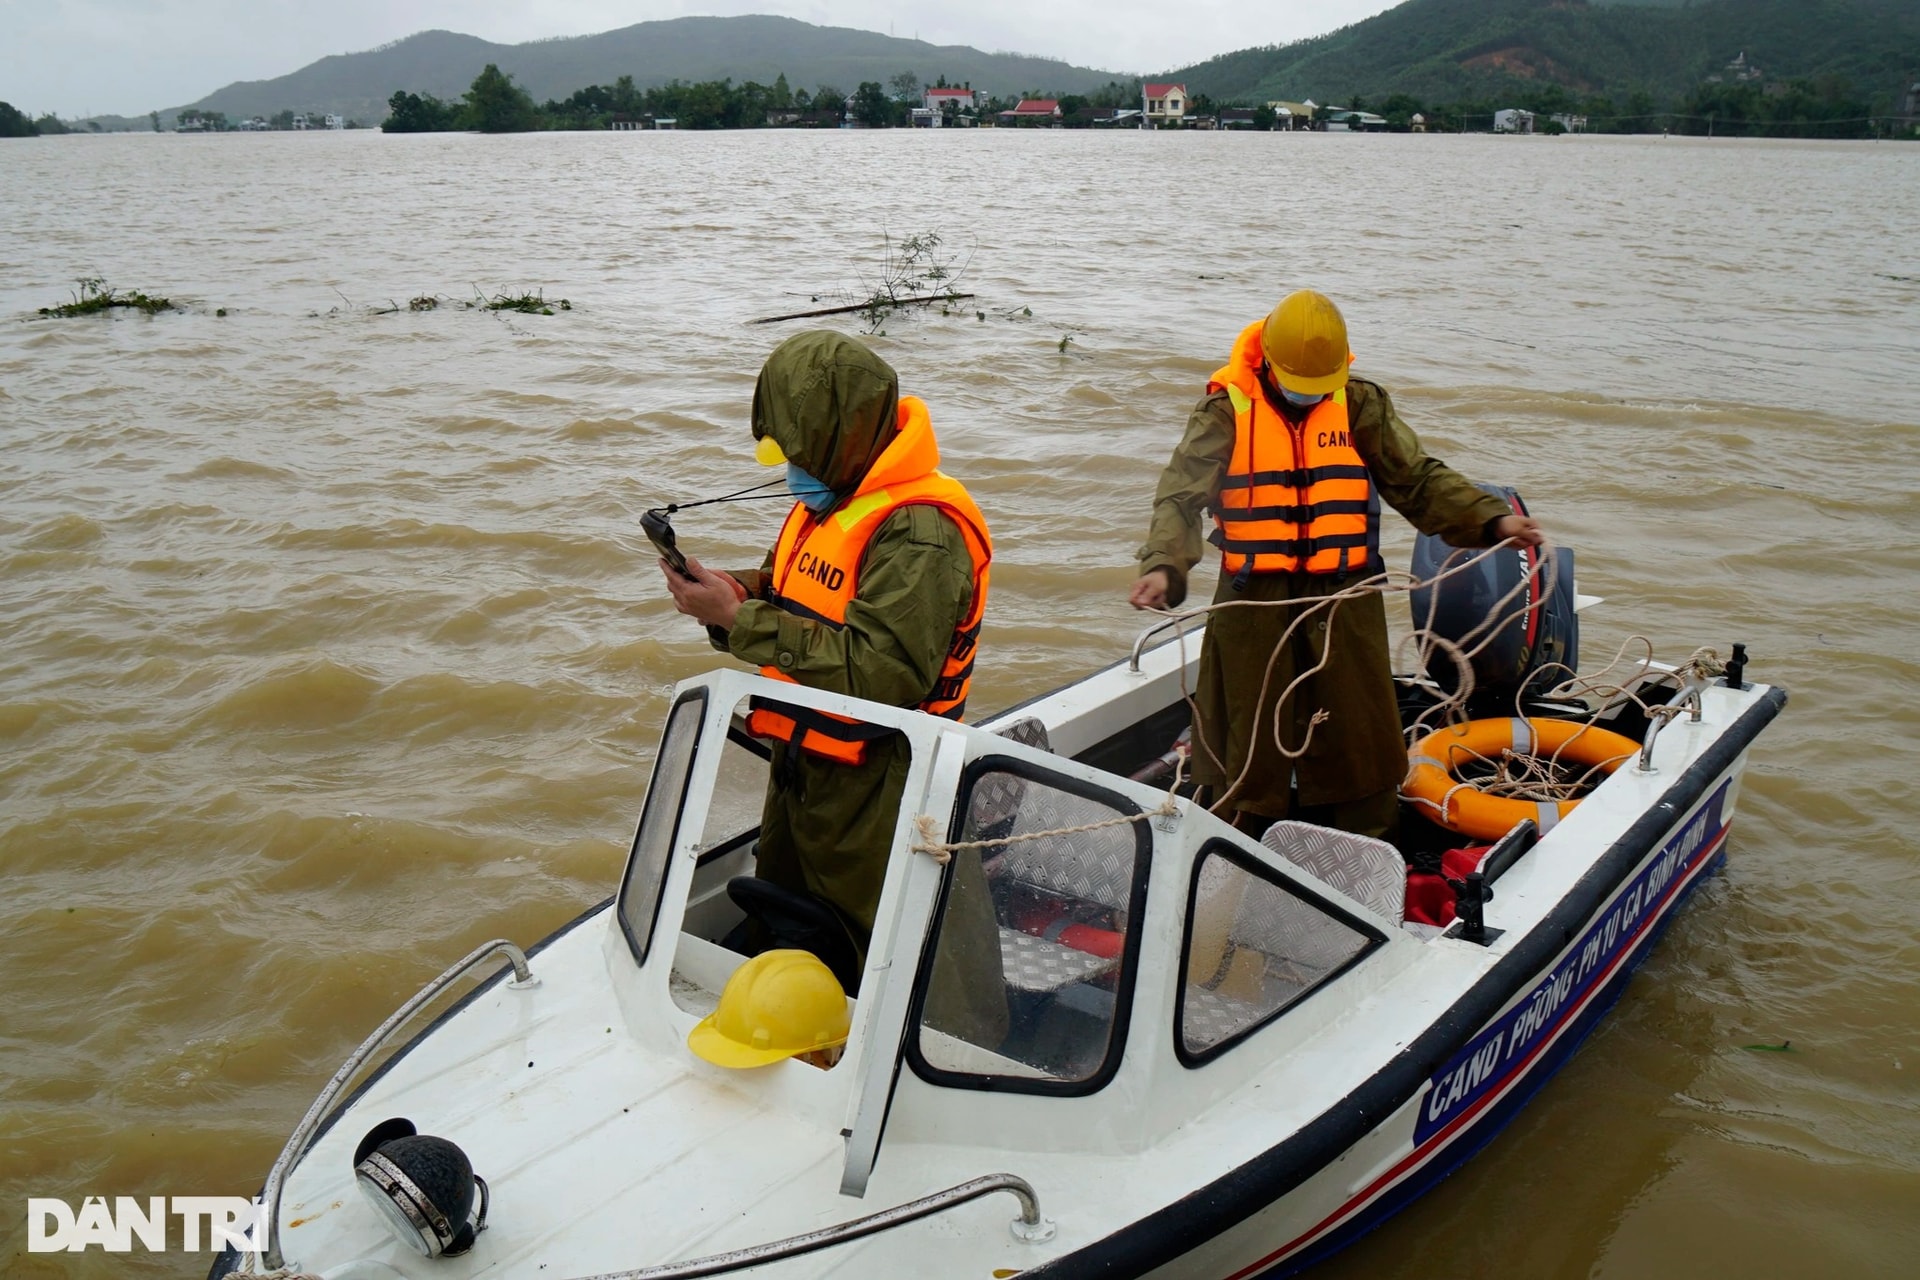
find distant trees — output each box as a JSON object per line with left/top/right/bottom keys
{"left": 0, "top": 101, "right": 35, "bottom": 137}
{"left": 383, "top": 91, "right": 460, "bottom": 132}
{"left": 851, "top": 81, "right": 896, "bottom": 127}
{"left": 465, "top": 64, "right": 540, "bottom": 132}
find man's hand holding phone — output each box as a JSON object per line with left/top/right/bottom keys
{"left": 662, "top": 555, "right": 749, "bottom": 630}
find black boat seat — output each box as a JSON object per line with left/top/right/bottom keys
{"left": 723, "top": 876, "right": 863, "bottom": 996}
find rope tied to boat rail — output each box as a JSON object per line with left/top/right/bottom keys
{"left": 909, "top": 758, "right": 1185, "bottom": 863}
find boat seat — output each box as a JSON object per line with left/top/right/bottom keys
{"left": 996, "top": 927, "right": 1119, "bottom": 993}
{"left": 992, "top": 716, "right": 1051, "bottom": 752}
{"left": 1182, "top": 982, "right": 1305, "bottom": 1047}
{"left": 1260, "top": 820, "right": 1406, "bottom": 923}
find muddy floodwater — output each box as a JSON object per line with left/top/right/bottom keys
{"left": 2, "top": 128, "right": 1917, "bottom": 1278}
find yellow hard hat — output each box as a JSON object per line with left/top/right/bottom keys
{"left": 687, "top": 949, "right": 850, "bottom": 1068}
{"left": 1260, "top": 290, "right": 1352, "bottom": 395}
{"left": 754, "top": 434, "right": 787, "bottom": 466}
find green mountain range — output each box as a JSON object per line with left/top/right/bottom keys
{"left": 1168, "top": 0, "right": 1920, "bottom": 113}
{"left": 170, "top": 17, "right": 1124, "bottom": 126}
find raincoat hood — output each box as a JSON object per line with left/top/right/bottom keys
{"left": 751, "top": 332, "right": 901, "bottom": 495}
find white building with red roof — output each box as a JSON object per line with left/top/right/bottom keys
{"left": 998, "top": 98, "right": 1062, "bottom": 127}
{"left": 923, "top": 86, "right": 981, "bottom": 114}
{"left": 1143, "top": 82, "right": 1187, "bottom": 128}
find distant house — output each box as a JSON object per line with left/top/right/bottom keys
{"left": 1493, "top": 108, "right": 1535, "bottom": 134}
{"left": 765, "top": 108, "right": 802, "bottom": 126}
{"left": 1268, "top": 100, "right": 1313, "bottom": 131}
{"left": 292, "top": 113, "right": 310, "bottom": 130}
{"left": 1410, "top": 112, "right": 1428, "bottom": 133}
{"left": 1320, "top": 108, "right": 1386, "bottom": 132}
{"left": 1219, "top": 108, "right": 1257, "bottom": 129}
{"left": 1550, "top": 113, "right": 1589, "bottom": 133}
{"left": 924, "top": 87, "right": 979, "bottom": 116}
{"left": 324, "top": 113, "right": 344, "bottom": 130}
{"left": 1142, "top": 82, "right": 1187, "bottom": 128}
{"left": 998, "top": 98, "right": 1062, "bottom": 127}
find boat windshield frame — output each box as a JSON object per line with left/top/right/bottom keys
{"left": 902, "top": 750, "right": 1155, "bottom": 1098}
{"left": 1173, "top": 837, "right": 1390, "bottom": 1068}
{"left": 616, "top": 687, "right": 710, "bottom": 966}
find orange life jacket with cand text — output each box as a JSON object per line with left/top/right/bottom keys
{"left": 1207, "top": 320, "right": 1381, "bottom": 578}
{"left": 746, "top": 396, "right": 991, "bottom": 764}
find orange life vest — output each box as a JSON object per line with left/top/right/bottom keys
{"left": 1207, "top": 320, "right": 1381, "bottom": 578}
{"left": 746, "top": 396, "right": 991, "bottom": 764}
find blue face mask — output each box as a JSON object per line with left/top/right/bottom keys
{"left": 1280, "top": 387, "right": 1327, "bottom": 408}
{"left": 785, "top": 463, "right": 836, "bottom": 514}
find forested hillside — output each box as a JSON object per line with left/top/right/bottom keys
{"left": 1171, "top": 0, "right": 1920, "bottom": 118}
{"left": 176, "top": 16, "right": 1120, "bottom": 126}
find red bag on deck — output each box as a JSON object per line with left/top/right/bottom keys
{"left": 1404, "top": 844, "right": 1495, "bottom": 926}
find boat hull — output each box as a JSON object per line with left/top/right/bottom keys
{"left": 1028, "top": 686, "right": 1784, "bottom": 1280}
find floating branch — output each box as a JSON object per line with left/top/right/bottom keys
{"left": 750, "top": 293, "right": 976, "bottom": 325}
{"left": 753, "top": 230, "right": 973, "bottom": 330}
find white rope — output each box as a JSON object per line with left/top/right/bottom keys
{"left": 1141, "top": 539, "right": 1718, "bottom": 818}
{"left": 908, "top": 757, "right": 1185, "bottom": 861}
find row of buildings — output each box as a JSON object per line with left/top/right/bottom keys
{"left": 177, "top": 111, "right": 345, "bottom": 132}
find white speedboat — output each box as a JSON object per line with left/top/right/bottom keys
{"left": 217, "top": 619, "right": 1784, "bottom": 1280}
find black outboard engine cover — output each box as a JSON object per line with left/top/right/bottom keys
{"left": 1408, "top": 485, "right": 1578, "bottom": 705}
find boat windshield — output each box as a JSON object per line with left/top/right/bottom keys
{"left": 616, "top": 690, "right": 707, "bottom": 965}
{"left": 1177, "top": 840, "right": 1382, "bottom": 1065}
{"left": 908, "top": 756, "right": 1151, "bottom": 1094}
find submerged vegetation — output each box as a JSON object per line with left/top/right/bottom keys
{"left": 340, "top": 287, "right": 574, "bottom": 317}
{"left": 482, "top": 289, "right": 571, "bottom": 315}
{"left": 36, "top": 278, "right": 177, "bottom": 317}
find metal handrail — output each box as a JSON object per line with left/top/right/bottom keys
{"left": 1636, "top": 677, "right": 1709, "bottom": 773}
{"left": 571, "top": 1174, "right": 1054, "bottom": 1279}
{"left": 1129, "top": 614, "right": 1196, "bottom": 671}
{"left": 257, "top": 939, "right": 536, "bottom": 1270}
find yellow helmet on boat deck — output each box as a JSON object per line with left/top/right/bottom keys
{"left": 687, "top": 949, "right": 851, "bottom": 1068}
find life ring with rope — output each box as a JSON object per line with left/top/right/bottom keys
{"left": 1402, "top": 717, "right": 1640, "bottom": 841}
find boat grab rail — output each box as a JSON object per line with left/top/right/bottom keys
{"left": 1635, "top": 674, "right": 1711, "bottom": 773}
{"left": 1130, "top": 615, "right": 1196, "bottom": 672}
{"left": 568, "top": 1174, "right": 1055, "bottom": 1279}
{"left": 258, "top": 939, "right": 536, "bottom": 1270}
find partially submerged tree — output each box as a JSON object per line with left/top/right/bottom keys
{"left": 0, "top": 101, "right": 35, "bottom": 137}
{"left": 464, "top": 63, "right": 540, "bottom": 133}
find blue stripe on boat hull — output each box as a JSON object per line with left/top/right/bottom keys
{"left": 1258, "top": 839, "right": 1730, "bottom": 1279}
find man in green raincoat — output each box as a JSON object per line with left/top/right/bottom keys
{"left": 664, "top": 331, "right": 1003, "bottom": 1040}
{"left": 1129, "top": 291, "right": 1543, "bottom": 841}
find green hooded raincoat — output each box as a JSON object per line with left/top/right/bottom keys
{"left": 719, "top": 332, "right": 1004, "bottom": 1038}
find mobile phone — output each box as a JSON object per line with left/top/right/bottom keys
{"left": 642, "top": 509, "right": 699, "bottom": 582}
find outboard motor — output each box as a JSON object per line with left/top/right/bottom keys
{"left": 1408, "top": 485, "right": 1578, "bottom": 707}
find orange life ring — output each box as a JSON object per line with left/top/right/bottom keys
{"left": 1402, "top": 717, "right": 1640, "bottom": 841}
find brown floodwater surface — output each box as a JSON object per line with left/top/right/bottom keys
{"left": 2, "top": 129, "right": 1917, "bottom": 1278}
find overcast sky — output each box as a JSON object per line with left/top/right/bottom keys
{"left": 3, "top": 0, "right": 1399, "bottom": 119}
